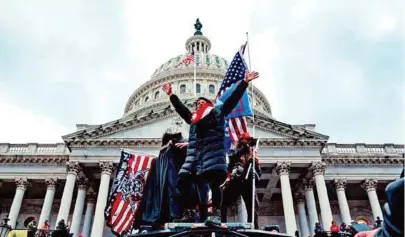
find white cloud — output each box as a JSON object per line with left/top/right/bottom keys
{"left": 0, "top": 0, "right": 402, "bottom": 144}
{"left": 0, "top": 90, "right": 70, "bottom": 143}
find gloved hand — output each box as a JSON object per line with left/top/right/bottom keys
{"left": 230, "top": 165, "right": 244, "bottom": 180}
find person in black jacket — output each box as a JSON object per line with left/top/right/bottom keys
{"left": 220, "top": 132, "right": 261, "bottom": 229}
{"left": 140, "top": 131, "right": 191, "bottom": 228}
{"left": 162, "top": 71, "right": 259, "bottom": 227}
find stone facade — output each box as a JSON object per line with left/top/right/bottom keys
{"left": 0, "top": 22, "right": 404, "bottom": 237}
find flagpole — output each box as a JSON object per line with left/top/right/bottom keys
{"left": 246, "top": 31, "right": 256, "bottom": 230}
{"left": 246, "top": 32, "right": 255, "bottom": 137}
{"left": 194, "top": 46, "right": 197, "bottom": 97}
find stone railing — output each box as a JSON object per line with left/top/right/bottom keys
{"left": 322, "top": 143, "right": 404, "bottom": 155}
{"left": 0, "top": 143, "right": 69, "bottom": 155}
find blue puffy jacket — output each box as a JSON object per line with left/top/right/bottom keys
{"left": 169, "top": 80, "right": 249, "bottom": 180}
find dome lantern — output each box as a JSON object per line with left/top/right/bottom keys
{"left": 185, "top": 18, "right": 211, "bottom": 54}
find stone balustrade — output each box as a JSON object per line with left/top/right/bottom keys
{"left": 0, "top": 143, "right": 69, "bottom": 155}
{"left": 322, "top": 143, "right": 404, "bottom": 155}
{"left": 1, "top": 141, "right": 403, "bottom": 159}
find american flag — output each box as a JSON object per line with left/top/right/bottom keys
{"left": 105, "top": 151, "right": 155, "bottom": 236}
{"left": 180, "top": 46, "right": 195, "bottom": 66}
{"left": 216, "top": 43, "right": 249, "bottom": 143}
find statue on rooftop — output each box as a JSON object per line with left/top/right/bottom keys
{"left": 194, "top": 18, "right": 203, "bottom": 35}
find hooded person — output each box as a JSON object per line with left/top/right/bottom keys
{"left": 162, "top": 71, "right": 260, "bottom": 227}
{"left": 139, "top": 121, "right": 193, "bottom": 229}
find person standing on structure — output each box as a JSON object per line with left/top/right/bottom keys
{"left": 220, "top": 132, "right": 261, "bottom": 229}
{"left": 162, "top": 71, "right": 259, "bottom": 227}
{"left": 139, "top": 125, "right": 191, "bottom": 229}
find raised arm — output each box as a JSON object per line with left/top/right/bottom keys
{"left": 162, "top": 83, "right": 192, "bottom": 124}
{"left": 221, "top": 71, "right": 259, "bottom": 117}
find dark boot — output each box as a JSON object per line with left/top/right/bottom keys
{"left": 205, "top": 208, "right": 222, "bottom": 228}
{"left": 174, "top": 209, "right": 198, "bottom": 223}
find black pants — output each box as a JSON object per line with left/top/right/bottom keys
{"left": 197, "top": 171, "right": 224, "bottom": 211}
{"left": 178, "top": 174, "right": 223, "bottom": 221}
{"left": 221, "top": 180, "right": 259, "bottom": 229}
{"left": 177, "top": 175, "right": 199, "bottom": 210}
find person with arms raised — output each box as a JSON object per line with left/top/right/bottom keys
{"left": 162, "top": 71, "right": 259, "bottom": 227}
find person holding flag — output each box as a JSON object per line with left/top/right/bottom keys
{"left": 162, "top": 45, "right": 259, "bottom": 227}
{"left": 220, "top": 132, "right": 262, "bottom": 229}
{"left": 215, "top": 43, "right": 253, "bottom": 152}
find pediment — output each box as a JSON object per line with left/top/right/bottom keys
{"left": 63, "top": 103, "right": 329, "bottom": 150}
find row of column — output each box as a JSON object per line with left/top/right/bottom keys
{"left": 6, "top": 161, "right": 384, "bottom": 237}
{"left": 275, "top": 161, "right": 383, "bottom": 236}
{"left": 7, "top": 161, "right": 114, "bottom": 237}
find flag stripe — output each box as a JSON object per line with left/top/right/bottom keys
{"left": 105, "top": 151, "right": 156, "bottom": 236}
{"left": 214, "top": 43, "right": 250, "bottom": 148}
{"left": 229, "top": 117, "right": 248, "bottom": 141}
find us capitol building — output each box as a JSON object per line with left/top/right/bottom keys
{"left": 0, "top": 21, "right": 403, "bottom": 237}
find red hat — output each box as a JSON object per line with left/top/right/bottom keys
{"left": 239, "top": 132, "right": 252, "bottom": 140}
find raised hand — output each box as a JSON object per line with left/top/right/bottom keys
{"left": 220, "top": 180, "right": 229, "bottom": 190}
{"left": 244, "top": 71, "right": 259, "bottom": 83}
{"left": 162, "top": 83, "right": 173, "bottom": 96}
{"left": 175, "top": 142, "right": 188, "bottom": 149}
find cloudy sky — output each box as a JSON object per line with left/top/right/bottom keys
{"left": 0, "top": 0, "right": 403, "bottom": 144}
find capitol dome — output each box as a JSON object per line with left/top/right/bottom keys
{"left": 123, "top": 19, "right": 272, "bottom": 119}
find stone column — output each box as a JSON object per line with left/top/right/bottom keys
{"left": 361, "top": 179, "right": 383, "bottom": 220}
{"left": 9, "top": 178, "right": 30, "bottom": 229}
{"left": 91, "top": 162, "right": 114, "bottom": 237}
{"left": 334, "top": 179, "right": 352, "bottom": 224}
{"left": 302, "top": 178, "right": 318, "bottom": 236}
{"left": 70, "top": 178, "right": 89, "bottom": 237}
{"left": 310, "top": 162, "right": 333, "bottom": 230}
{"left": 296, "top": 193, "right": 310, "bottom": 237}
{"left": 56, "top": 161, "right": 81, "bottom": 225}
{"left": 39, "top": 178, "right": 58, "bottom": 227}
{"left": 276, "top": 162, "right": 297, "bottom": 236}
{"left": 82, "top": 192, "right": 96, "bottom": 237}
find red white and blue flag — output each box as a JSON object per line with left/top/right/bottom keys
{"left": 215, "top": 43, "right": 251, "bottom": 151}
{"left": 105, "top": 151, "right": 155, "bottom": 236}
{"left": 180, "top": 46, "right": 195, "bottom": 66}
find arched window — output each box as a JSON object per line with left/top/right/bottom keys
{"left": 209, "top": 84, "right": 215, "bottom": 94}
{"left": 215, "top": 57, "right": 220, "bottom": 65}
{"left": 154, "top": 91, "right": 160, "bottom": 99}
{"left": 144, "top": 96, "right": 149, "bottom": 103}
{"left": 205, "top": 55, "right": 211, "bottom": 63}
{"left": 180, "top": 84, "right": 186, "bottom": 94}
{"left": 196, "top": 84, "right": 201, "bottom": 94}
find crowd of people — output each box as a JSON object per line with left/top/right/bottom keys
{"left": 313, "top": 219, "right": 381, "bottom": 237}
{"left": 21, "top": 218, "right": 74, "bottom": 237}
